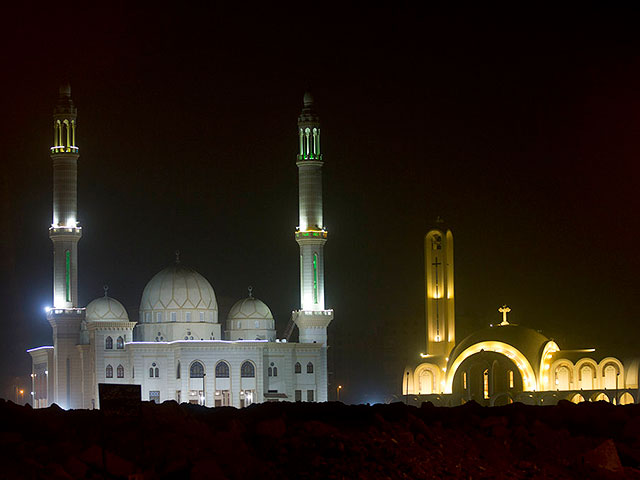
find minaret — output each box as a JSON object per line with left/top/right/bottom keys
{"left": 424, "top": 219, "right": 455, "bottom": 358}
{"left": 46, "top": 85, "right": 84, "bottom": 409}
{"left": 50, "top": 83, "right": 82, "bottom": 309}
{"left": 292, "top": 92, "right": 333, "bottom": 401}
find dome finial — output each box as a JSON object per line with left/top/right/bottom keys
{"left": 248, "top": 285, "right": 253, "bottom": 298}
{"left": 303, "top": 91, "right": 314, "bottom": 106}
{"left": 498, "top": 305, "right": 511, "bottom": 325}
{"left": 103, "top": 285, "right": 109, "bottom": 297}
{"left": 175, "top": 250, "right": 181, "bottom": 264}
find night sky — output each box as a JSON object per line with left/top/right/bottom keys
{"left": 1, "top": 6, "right": 639, "bottom": 403}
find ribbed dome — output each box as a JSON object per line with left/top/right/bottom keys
{"left": 86, "top": 295, "right": 129, "bottom": 322}
{"left": 139, "top": 264, "right": 218, "bottom": 322}
{"left": 227, "top": 297, "right": 274, "bottom": 323}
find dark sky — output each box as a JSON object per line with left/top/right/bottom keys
{"left": 1, "top": 6, "right": 639, "bottom": 402}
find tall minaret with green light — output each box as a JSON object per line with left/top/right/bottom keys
{"left": 292, "top": 93, "right": 333, "bottom": 389}
{"left": 50, "top": 84, "right": 82, "bottom": 309}
{"left": 46, "top": 84, "right": 84, "bottom": 410}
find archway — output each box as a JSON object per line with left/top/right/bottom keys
{"left": 594, "top": 392, "right": 610, "bottom": 403}
{"left": 620, "top": 392, "right": 635, "bottom": 405}
{"left": 570, "top": 393, "right": 585, "bottom": 404}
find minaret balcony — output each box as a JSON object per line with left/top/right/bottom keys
{"left": 295, "top": 230, "right": 327, "bottom": 240}
{"left": 50, "top": 146, "right": 79, "bottom": 154}
{"left": 49, "top": 225, "right": 82, "bottom": 235}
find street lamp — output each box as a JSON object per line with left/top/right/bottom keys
{"left": 337, "top": 385, "right": 342, "bottom": 402}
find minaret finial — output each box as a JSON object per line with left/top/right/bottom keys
{"left": 175, "top": 250, "right": 181, "bottom": 264}
{"left": 103, "top": 285, "right": 109, "bottom": 297}
{"left": 248, "top": 286, "right": 253, "bottom": 298}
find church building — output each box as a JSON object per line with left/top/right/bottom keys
{"left": 404, "top": 220, "right": 639, "bottom": 406}
{"left": 28, "top": 86, "right": 334, "bottom": 409}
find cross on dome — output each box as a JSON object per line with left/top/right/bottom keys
{"left": 248, "top": 285, "right": 253, "bottom": 298}
{"left": 103, "top": 285, "right": 109, "bottom": 297}
{"left": 498, "top": 305, "right": 511, "bottom": 325}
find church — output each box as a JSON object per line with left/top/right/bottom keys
{"left": 28, "top": 86, "right": 334, "bottom": 409}
{"left": 404, "top": 221, "right": 640, "bottom": 406}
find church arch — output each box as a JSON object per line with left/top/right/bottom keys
{"left": 414, "top": 363, "right": 440, "bottom": 395}
{"left": 593, "top": 392, "right": 611, "bottom": 403}
{"left": 620, "top": 392, "right": 635, "bottom": 405}
{"left": 445, "top": 341, "right": 537, "bottom": 393}
{"left": 598, "top": 357, "right": 624, "bottom": 389}
{"left": 550, "top": 359, "right": 574, "bottom": 390}
{"left": 570, "top": 393, "right": 585, "bottom": 404}
{"left": 576, "top": 359, "right": 597, "bottom": 390}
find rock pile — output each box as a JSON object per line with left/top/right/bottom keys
{"left": 2, "top": 399, "right": 640, "bottom": 479}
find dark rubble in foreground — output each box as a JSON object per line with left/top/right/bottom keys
{"left": 2, "top": 399, "right": 640, "bottom": 479}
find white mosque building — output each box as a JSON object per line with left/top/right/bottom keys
{"left": 403, "top": 220, "right": 640, "bottom": 406}
{"left": 28, "top": 86, "right": 334, "bottom": 409}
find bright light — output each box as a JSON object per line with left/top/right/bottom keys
{"left": 44, "top": 306, "right": 52, "bottom": 313}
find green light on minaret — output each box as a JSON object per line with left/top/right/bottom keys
{"left": 65, "top": 250, "right": 71, "bottom": 302}
{"left": 313, "top": 253, "right": 318, "bottom": 304}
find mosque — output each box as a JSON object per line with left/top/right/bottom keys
{"left": 403, "top": 221, "right": 640, "bottom": 406}
{"left": 27, "top": 86, "right": 333, "bottom": 409}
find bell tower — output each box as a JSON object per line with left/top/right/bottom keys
{"left": 424, "top": 219, "right": 455, "bottom": 358}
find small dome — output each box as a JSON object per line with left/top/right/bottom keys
{"left": 139, "top": 264, "right": 218, "bottom": 322}
{"left": 227, "top": 296, "right": 274, "bottom": 324}
{"left": 86, "top": 296, "right": 129, "bottom": 322}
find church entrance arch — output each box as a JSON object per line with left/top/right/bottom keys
{"left": 446, "top": 341, "right": 537, "bottom": 393}
{"left": 452, "top": 351, "right": 523, "bottom": 406}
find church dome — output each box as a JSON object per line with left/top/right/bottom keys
{"left": 447, "top": 324, "right": 553, "bottom": 378}
{"left": 139, "top": 264, "right": 218, "bottom": 323}
{"left": 86, "top": 295, "right": 130, "bottom": 322}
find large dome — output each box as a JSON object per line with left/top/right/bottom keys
{"left": 139, "top": 264, "right": 218, "bottom": 323}
{"left": 86, "top": 295, "right": 130, "bottom": 322}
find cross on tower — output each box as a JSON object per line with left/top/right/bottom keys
{"left": 498, "top": 305, "right": 511, "bottom": 325}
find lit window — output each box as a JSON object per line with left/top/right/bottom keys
{"left": 215, "top": 362, "right": 230, "bottom": 378}
{"left": 116, "top": 336, "right": 124, "bottom": 349}
{"left": 294, "top": 362, "right": 301, "bottom": 374}
{"left": 509, "top": 370, "right": 514, "bottom": 389}
{"left": 483, "top": 369, "right": 489, "bottom": 399}
{"left": 307, "top": 362, "right": 314, "bottom": 374}
{"left": 106, "top": 365, "right": 113, "bottom": 378}
{"left": 463, "top": 372, "right": 467, "bottom": 390}
{"left": 117, "top": 365, "right": 124, "bottom": 378}
{"left": 105, "top": 336, "right": 113, "bottom": 350}
{"left": 313, "top": 253, "right": 319, "bottom": 303}
{"left": 241, "top": 361, "right": 255, "bottom": 378}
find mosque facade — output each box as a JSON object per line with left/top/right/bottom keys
{"left": 404, "top": 221, "right": 640, "bottom": 406}
{"left": 28, "top": 87, "right": 333, "bottom": 409}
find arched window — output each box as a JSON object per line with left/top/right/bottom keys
{"left": 483, "top": 369, "right": 489, "bottom": 399}
{"left": 190, "top": 361, "right": 204, "bottom": 378}
{"left": 602, "top": 364, "right": 618, "bottom": 390}
{"left": 149, "top": 368, "right": 154, "bottom": 378}
{"left": 176, "top": 362, "right": 181, "bottom": 379}
{"left": 556, "top": 365, "right": 570, "bottom": 390}
{"left": 307, "top": 362, "right": 314, "bottom": 374}
{"left": 116, "top": 336, "right": 124, "bottom": 349}
{"left": 419, "top": 369, "right": 433, "bottom": 394}
{"left": 155, "top": 367, "right": 159, "bottom": 378}
{"left": 105, "top": 336, "right": 113, "bottom": 350}
{"left": 273, "top": 366, "right": 278, "bottom": 377}
{"left": 215, "top": 361, "right": 230, "bottom": 378}
{"left": 106, "top": 365, "right": 113, "bottom": 378}
{"left": 581, "top": 365, "right": 594, "bottom": 390}
{"left": 509, "top": 370, "right": 514, "bottom": 389}
{"left": 117, "top": 365, "right": 124, "bottom": 378}
{"left": 241, "top": 361, "right": 255, "bottom": 378}
{"left": 312, "top": 253, "right": 319, "bottom": 303}
{"left": 463, "top": 372, "right": 467, "bottom": 390}
{"left": 268, "top": 367, "right": 273, "bottom": 377}
{"left": 294, "top": 362, "right": 301, "bottom": 374}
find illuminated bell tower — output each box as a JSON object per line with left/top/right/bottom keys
{"left": 292, "top": 92, "right": 334, "bottom": 346}
{"left": 425, "top": 219, "right": 455, "bottom": 358}
{"left": 50, "top": 84, "right": 82, "bottom": 309}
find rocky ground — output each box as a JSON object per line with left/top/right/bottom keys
{"left": 2, "top": 399, "right": 640, "bottom": 479}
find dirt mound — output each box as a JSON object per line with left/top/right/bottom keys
{"left": 3, "top": 399, "right": 640, "bottom": 479}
